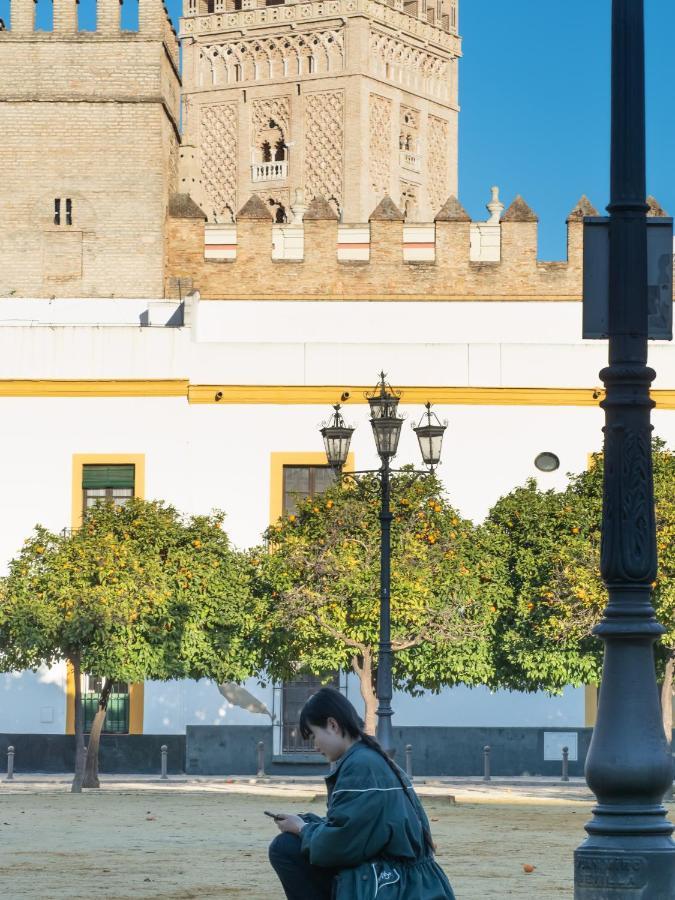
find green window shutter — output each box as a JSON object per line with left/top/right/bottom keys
{"left": 82, "top": 465, "right": 135, "bottom": 490}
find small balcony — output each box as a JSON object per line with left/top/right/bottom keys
{"left": 400, "top": 150, "right": 421, "bottom": 173}
{"left": 251, "top": 161, "right": 288, "bottom": 182}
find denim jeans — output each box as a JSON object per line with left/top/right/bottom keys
{"left": 268, "top": 832, "right": 338, "bottom": 900}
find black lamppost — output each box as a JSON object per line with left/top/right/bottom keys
{"left": 320, "top": 374, "right": 446, "bottom": 756}
{"left": 574, "top": 1, "right": 675, "bottom": 895}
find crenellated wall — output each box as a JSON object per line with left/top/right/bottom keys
{"left": 165, "top": 193, "right": 624, "bottom": 300}
{"left": 0, "top": 0, "right": 180, "bottom": 298}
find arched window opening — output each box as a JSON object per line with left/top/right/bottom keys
{"left": 256, "top": 118, "right": 286, "bottom": 165}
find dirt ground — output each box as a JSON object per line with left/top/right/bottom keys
{"left": 0, "top": 788, "right": 592, "bottom": 899}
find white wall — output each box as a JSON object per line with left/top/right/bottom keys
{"left": 0, "top": 663, "right": 67, "bottom": 733}
{"left": 1, "top": 297, "right": 673, "bottom": 734}
{"left": 143, "top": 678, "right": 276, "bottom": 733}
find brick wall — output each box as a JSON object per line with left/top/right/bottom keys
{"left": 0, "top": 3, "right": 179, "bottom": 298}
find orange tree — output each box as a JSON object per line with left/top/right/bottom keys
{"left": 0, "top": 499, "right": 258, "bottom": 790}
{"left": 250, "top": 468, "right": 499, "bottom": 734}
{"left": 484, "top": 439, "right": 675, "bottom": 738}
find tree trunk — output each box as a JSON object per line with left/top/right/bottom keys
{"left": 70, "top": 652, "right": 86, "bottom": 794}
{"left": 352, "top": 653, "right": 377, "bottom": 736}
{"left": 661, "top": 652, "right": 674, "bottom": 748}
{"left": 82, "top": 678, "right": 113, "bottom": 789}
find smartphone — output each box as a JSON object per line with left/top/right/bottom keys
{"left": 264, "top": 810, "right": 284, "bottom": 821}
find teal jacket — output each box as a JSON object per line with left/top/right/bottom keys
{"left": 300, "top": 741, "right": 456, "bottom": 899}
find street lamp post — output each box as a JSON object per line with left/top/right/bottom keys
{"left": 320, "top": 374, "right": 446, "bottom": 756}
{"left": 574, "top": 1, "right": 675, "bottom": 896}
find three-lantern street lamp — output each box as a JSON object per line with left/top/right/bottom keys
{"left": 320, "top": 373, "right": 447, "bottom": 756}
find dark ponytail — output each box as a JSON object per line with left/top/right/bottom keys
{"left": 299, "top": 687, "right": 435, "bottom": 854}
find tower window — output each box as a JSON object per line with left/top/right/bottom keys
{"left": 54, "top": 198, "right": 73, "bottom": 226}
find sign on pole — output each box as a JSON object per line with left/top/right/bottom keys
{"left": 583, "top": 216, "right": 674, "bottom": 340}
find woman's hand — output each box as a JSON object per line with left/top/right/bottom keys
{"left": 274, "top": 814, "right": 306, "bottom": 835}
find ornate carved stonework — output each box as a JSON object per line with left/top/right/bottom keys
{"left": 427, "top": 115, "right": 449, "bottom": 216}
{"left": 252, "top": 96, "right": 291, "bottom": 145}
{"left": 253, "top": 189, "right": 291, "bottom": 223}
{"left": 303, "top": 90, "right": 344, "bottom": 211}
{"left": 369, "top": 30, "right": 450, "bottom": 100}
{"left": 199, "top": 30, "right": 345, "bottom": 86}
{"left": 399, "top": 106, "right": 419, "bottom": 151}
{"left": 200, "top": 102, "right": 238, "bottom": 220}
{"left": 399, "top": 180, "right": 419, "bottom": 219}
{"left": 369, "top": 94, "right": 391, "bottom": 199}
{"left": 184, "top": 0, "right": 459, "bottom": 221}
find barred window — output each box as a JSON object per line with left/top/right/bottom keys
{"left": 82, "top": 464, "right": 135, "bottom": 513}
{"left": 282, "top": 465, "right": 335, "bottom": 516}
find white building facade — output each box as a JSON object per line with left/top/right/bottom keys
{"left": 2, "top": 292, "right": 674, "bottom": 751}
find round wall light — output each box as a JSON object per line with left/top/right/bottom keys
{"left": 534, "top": 452, "right": 560, "bottom": 473}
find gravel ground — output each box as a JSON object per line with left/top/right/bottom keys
{"left": 0, "top": 785, "right": 594, "bottom": 898}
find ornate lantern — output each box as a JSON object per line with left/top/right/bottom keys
{"left": 413, "top": 402, "right": 447, "bottom": 469}
{"left": 320, "top": 404, "right": 354, "bottom": 470}
{"left": 367, "top": 372, "right": 404, "bottom": 460}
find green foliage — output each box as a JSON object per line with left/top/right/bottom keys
{"left": 250, "top": 468, "right": 496, "bottom": 694}
{"left": 0, "top": 499, "right": 260, "bottom": 684}
{"left": 484, "top": 438, "right": 675, "bottom": 692}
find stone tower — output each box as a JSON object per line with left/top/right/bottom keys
{"left": 0, "top": 0, "right": 180, "bottom": 298}
{"left": 180, "top": 0, "right": 460, "bottom": 223}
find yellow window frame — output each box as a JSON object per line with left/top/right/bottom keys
{"left": 66, "top": 453, "right": 146, "bottom": 735}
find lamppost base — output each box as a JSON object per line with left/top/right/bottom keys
{"left": 575, "top": 841, "right": 675, "bottom": 898}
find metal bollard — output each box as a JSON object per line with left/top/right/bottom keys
{"left": 6, "top": 745, "right": 14, "bottom": 781}
{"left": 561, "top": 746, "right": 570, "bottom": 782}
{"left": 257, "top": 741, "right": 265, "bottom": 777}
{"left": 160, "top": 744, "right": 168, "bottom": 780}
{"left": 405, "top": 744, "right": 413, "bottom": 780}
{"left": 483, "top": 745, "right": 491, "bottom": 782}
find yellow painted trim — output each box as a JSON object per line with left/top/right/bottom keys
{"left": 67, "top": 453, "right": 147, "bottom": 734}
{"left": 270, "top": 451, "right": 355, "bottom": 525}
{"left": 585, "top": 684, "right": 599, "bottom": 727}
{"left": 128, "top": 683, "right": 145, "bottom": 734}
{"left": 66, "top": 660, "right": 75, "bottom": 736}
{"left": 1, "top": 380, "right": 675, "bottom": 409}
{"left": 71, "top": 454, "right": 146, "bottom": 529}
{"left": 0, "top": 380, "right": 188, "bottom": 397}
{"left": 193, "top": 385, "right": 611, "bottom": 407}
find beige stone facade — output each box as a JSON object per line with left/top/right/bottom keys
{"left": 0, "top": 0, "right": 180, "bottom": 298}
{"left": 179, "top": 0, "right": 461, "bottom": 223}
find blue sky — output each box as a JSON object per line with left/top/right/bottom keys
{"left": 456, "top": 1, "right": 675, "bottom": 259}
{"left": 11, "top": 0, "right": 674, "bottom": 261}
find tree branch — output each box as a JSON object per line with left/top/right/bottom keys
{"left": 314, "top": 614, "right": 367, "bottom": 653}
